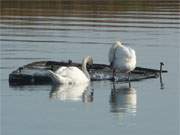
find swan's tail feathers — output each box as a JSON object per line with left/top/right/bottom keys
{"left": 47, "top": 70, "right": 61, "bottom": 84}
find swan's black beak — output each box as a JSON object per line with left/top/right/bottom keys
{"left": 87, "top": 62, "right": 93, "bottom": 71}
{"left": 87, "top": 57, "right": 93, "bottom": 71}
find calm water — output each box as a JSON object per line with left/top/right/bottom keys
{"left": 0, "top": 1, "right": 180, "bottom": 135}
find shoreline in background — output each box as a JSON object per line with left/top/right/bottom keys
{"left": 1, "top": 0, "right": 180, "bottom": 16}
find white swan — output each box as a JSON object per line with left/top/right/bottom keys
{"left": 48, "top": 56, "right": 93, "bottom": 85}
{"left": 109, "top": 41, "right": 136, "bottom": 83}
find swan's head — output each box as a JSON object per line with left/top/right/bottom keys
{"left": 81, "top": 56, "right": 93, "bottom": 79}
{"left": 82, "top": 56, "right": 93, "bottom": 73}
{"left": 83, "top": 56, "right": 93, "bottom": 66}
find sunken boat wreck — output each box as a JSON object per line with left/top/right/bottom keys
{"left": 9, "top": 60, "right": 167, "bottom": 86}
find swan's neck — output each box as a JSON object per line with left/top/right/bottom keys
{"left": 82, "top": 59, "right": 90, "bottom": 80}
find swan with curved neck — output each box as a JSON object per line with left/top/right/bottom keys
{"left": 109, "top": 41, "right": 136, "bottom": 84}
{"left": 48, "top": 56, "right": 93, "bottom": 85}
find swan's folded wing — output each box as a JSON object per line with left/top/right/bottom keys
{"left": 115, "top": 46, "right": 129, "bottom": 58}
{"left": 48, "top": 70, "right": 72, "bottom": 84}
{"left": 55, "top": 66, "right": 67, "bottom": 74}
{"left": 65, "top": 67, "right": 89, "bottom": 83}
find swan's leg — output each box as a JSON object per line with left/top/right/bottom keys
{"left": 111, "top": 82, "right": 116, "bottom": 95}
{"left": 112, "top": 69, "right": 116, "bottom": 81}
{"left": 128, "top": 72, "right": 131, "bottom": 88}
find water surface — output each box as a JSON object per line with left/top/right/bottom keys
{"left": 0, "top": 1, "right": 179, "bottom": 135}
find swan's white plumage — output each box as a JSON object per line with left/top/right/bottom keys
{"left": 48, "top": 66, "right": 89, "bottom": 85}
{"left": 48, "top": 56, "right": 92, "bottom": 85}
{"left": 109, "top": 41, "right": 136, "bottom": 73}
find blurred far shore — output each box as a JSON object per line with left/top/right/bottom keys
{"left": 1, "top": 0, "right": 180, "bottom": 16}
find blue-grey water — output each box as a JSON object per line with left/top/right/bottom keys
{"left": 0, "top": 1, "right": 179, "bottom": 135}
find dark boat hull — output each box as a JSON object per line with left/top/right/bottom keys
{"left": 9, "top": 61, "right": 167, "bottom": 86}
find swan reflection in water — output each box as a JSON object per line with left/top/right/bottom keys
{"left": 49, "top": 83, "right": 93, "bottom": 103}
{"left": 110, "top": 83, "right": 137, "bottom": 124}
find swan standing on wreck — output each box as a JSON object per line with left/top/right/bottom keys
{"left": 109, "top": 41, "right": 136, "bottom": 84}
{"left": 48, "top": 56, "right": 93, "bottom": 85}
